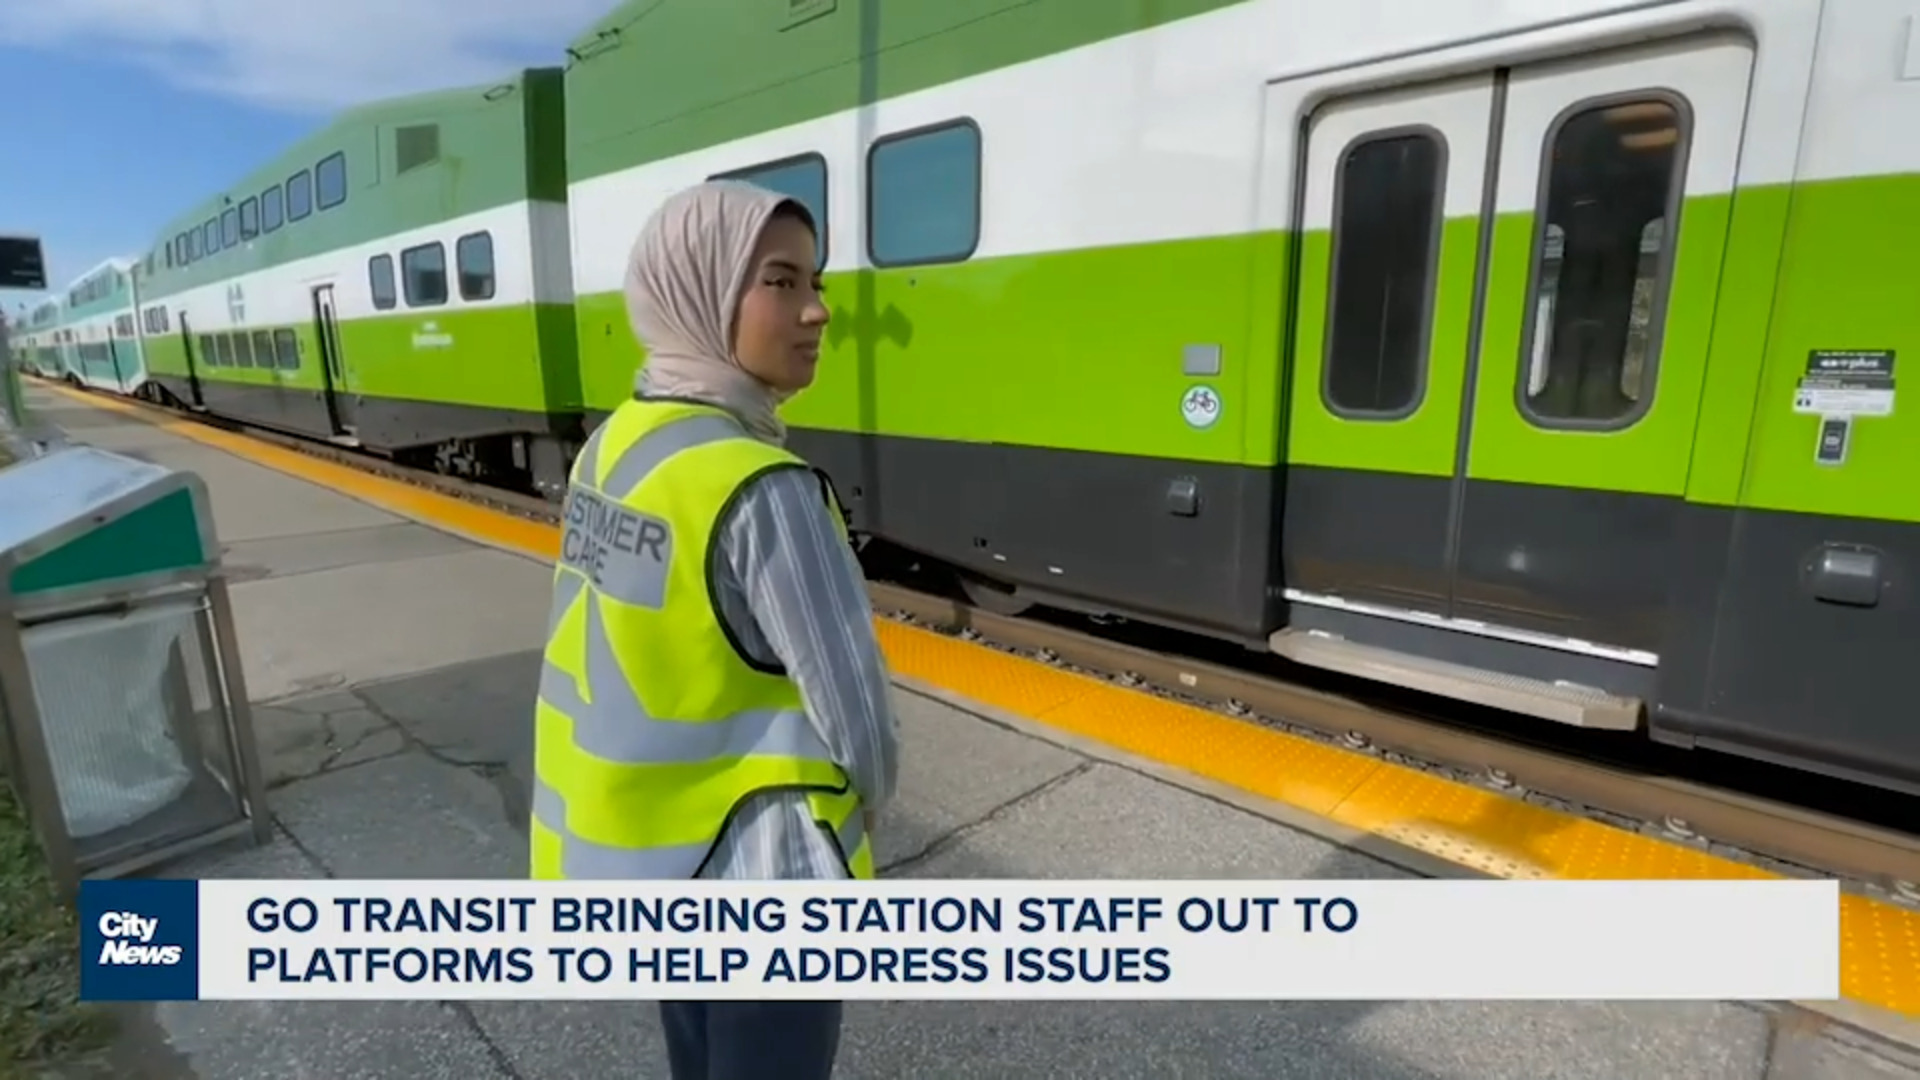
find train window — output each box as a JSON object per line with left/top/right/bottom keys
{"left": 240, "top": 197, "right": 259, "bottom": 240}
{"left": 712, "top": 154, "right": 828, "bottom": 269}
{"left": 1518, "top": 95, "right": 1687, "bottom": 428}
{"left": 867, "top": 120, "right": 981, "bottom": 267}
{"left": 315, "top": 152, "right": 347, "bottom": 211}
{"left": 213, "top": 334, "right": 234, "bottom": 367}
{"left": 287, "top": 170, "right": 313, "bottom": 221}
{"left": 251, "top": 330, "right": 274, "bottom": 366}
{"left": 183, "top": 231, "right": 198, "bottom": 262}
{"left": 400, "top": 242, "right": 448, "bottom": 307}
{"left": 262, "top": 185, "right": 284, "bottom": 233}
{"left": 204, "top": 218, "right": 220, "bottom": 254}
{"left": 369, "top": 255, "right": 397, "bottom": 310}
{"left": 273, "top": 328, "right": 299, "bottom": 370}
{"left": 198, "top": 335, "right": 216, "bottom": 364}
{"left": 221, "top": 208, "right": 240, "bottom": 249}
{"left": 1322, "top": 129, "right": 1445, "bottom": 418}
{"left": 455, "top": 231, "right": 495, "bottom": 301}
{"left": 232, "top": 331, "right": 255, "bottom": 368}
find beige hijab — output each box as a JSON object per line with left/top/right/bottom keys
{"left": 625, "top": 179, "right": 797, "bottom": 445}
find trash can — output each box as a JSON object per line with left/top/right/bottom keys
{"left": 0, "top": 443, "right": 271, "bottom": 896}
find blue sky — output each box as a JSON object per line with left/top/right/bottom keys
{"left": 0, "top": 0, "right": 610, "bottom": 318}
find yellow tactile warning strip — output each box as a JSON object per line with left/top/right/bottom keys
{"left": 48, "top": 385, "right": 1920, "bottom": 1022}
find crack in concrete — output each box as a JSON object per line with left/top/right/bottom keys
{"left": 342, "top": 690, "right": 530, "bottom": 834}
{"left": 261, "top": 726, "right": 530, "bottom": 1080}
{"left": 443, "top": 1001, "right": 528, "bottom": 1080}
{"left": 271, "top": 815, "right": 339, "bottom": 881}
{"left": 879, "top": 761, "right": 1096, "bottom": 876}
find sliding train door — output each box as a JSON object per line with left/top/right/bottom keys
{"left": 1278, "top": 33, "right": 1753, "bottom": 709}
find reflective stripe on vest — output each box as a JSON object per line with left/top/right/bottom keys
{"left": 529, "top": 398, "right": 873, "bottom": 881}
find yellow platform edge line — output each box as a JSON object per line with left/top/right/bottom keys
{"left": 47, "top": 386, "right": 1920, "bottom": 1022}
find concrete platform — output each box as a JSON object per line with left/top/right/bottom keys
{"left": 23, "top": 385, "right": 1920, "bottom": 1080}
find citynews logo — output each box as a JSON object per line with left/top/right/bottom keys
{"left": 96, "top": 911, "right": 183, "bottom": 966}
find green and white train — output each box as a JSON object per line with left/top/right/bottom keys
{"left": 59, "top": 258, "right": 149, "bottom": 395}
{"left": 106, "top": 0, "right": 1920, "bottom": 795}
{"left": 10, "top": 260, "right": 150, "bottom": 393}
{"left": 11, "top": 298, "right": 63, "bottom": 378}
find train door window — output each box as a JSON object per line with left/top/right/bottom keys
{"left": 315, "top": 152, "right": 348, "bottom": 211}
{"left": 287, "top": 170, "right": 313, "bottom": 221}
{"left": 212, "top": 334, "right": 234, "bottom": 367}
{"left": 455, "top": 231, "right": 495, "bottom": 301}
{"left": 713, "top": 154, "right": 828, "bottom": 268}
{"left": 240, "top": 197, "right": 260, "bottom": 240}
{"left": 1518, "top": 96, "right": 1685, "bottom": 428}
{"left": 251, "top": 330, "right": 274, "bottom": 365}
{"left": 400, "top": 242, "right": 448, "bottom": 307}
{"left": 866, "top": 119, "right": 981, "bottom": 267}
{"left": 273, "top": 328, "right": 299, "bottom": 370}
{"left": 262, "top": 185, "right": 284, "bottom": 233}
{"left": 369, "top": 255, "right": 397, "bottom": 310}
{"left": 1321, "top": 129, "right": 1445, "bottom": 417}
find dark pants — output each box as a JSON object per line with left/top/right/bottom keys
{"left": 657, "top": 1000, "right": 843, "bottom": 1080}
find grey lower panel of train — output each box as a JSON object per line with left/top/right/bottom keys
{"left": 787, "top": 427, "right": 1920, "bottom": 795}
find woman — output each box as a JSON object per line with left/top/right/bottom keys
{"left": 530, "top": 180, "right": 900, "bottom": 1080}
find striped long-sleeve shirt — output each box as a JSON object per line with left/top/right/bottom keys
{"left": 696, "top": 463, "right": 901, "bottom": 880}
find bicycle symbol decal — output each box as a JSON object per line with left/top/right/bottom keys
{"left": 1180, "top": 385, "right": 1222, "bottom": 429}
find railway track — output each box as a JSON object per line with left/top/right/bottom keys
{"left": 45, "top": 379, "right": 1920, "bottom": 906}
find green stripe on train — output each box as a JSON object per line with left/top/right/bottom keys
{"left": 151, "top": 303, "right": 582, "bottom": 414}
{"left": 572, "top": 228, "right": 1290, "bottom": 467}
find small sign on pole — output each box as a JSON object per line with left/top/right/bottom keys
{"left": 0, "top": 234, "right": 47, "bottom": 292}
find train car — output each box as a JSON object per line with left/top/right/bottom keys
{"left": 34, "top": 298, "right": 77, "bottom": 381}
{"left": 559, "top": 0, "right": 1920, "bottom": 796}
{"left": 57, "top": 257, "right": 148, "bottom": 395}
{"left": 13, "top": 299, "right": 62, "bottom": 377}
{"left": 135, "top": 68, "right": 581, "bottom": 496}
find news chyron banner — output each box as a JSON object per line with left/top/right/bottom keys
{"left": 79, "top": 879, "right": 1840, "bottom": 1002}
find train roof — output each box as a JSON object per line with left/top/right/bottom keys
{"left": 149, "top": 66, "right": 562, "bottom": 244}
{"left": 138, "top": 65, "right": 566, "bottom": 299}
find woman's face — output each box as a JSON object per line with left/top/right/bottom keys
{"left": 732, "top": 213, "right": 829, "bottom": 391}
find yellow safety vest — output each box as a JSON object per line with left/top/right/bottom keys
{"left": 528, "top": 397, "right": 875, "bottom": 881}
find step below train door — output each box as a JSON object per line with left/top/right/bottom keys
{"left": 1274, "top": 33, "right": 1753, "bottom": 730}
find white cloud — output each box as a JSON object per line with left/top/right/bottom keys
{"left": 0, "top": 0, "right": 613, "bottom": 112}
